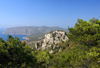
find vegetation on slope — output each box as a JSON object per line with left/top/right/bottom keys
{"left": 0, "top": 18, "right": 100, "bottom": 68}
{"left": 0, "top": 35, "right": 37, "bottom": 68}
{"left": 27, "top": 33, "right": 45, "bottom": 42}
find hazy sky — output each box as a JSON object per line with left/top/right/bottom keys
{"left": 0, "top": 0, "right": 100, "bottom": 28}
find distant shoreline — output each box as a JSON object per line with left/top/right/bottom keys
{"left": 2, "top": 32, "right": 30, "bottom": 35}
{"left": 23, "top": 37, "right": 29, "bottom": 40}
{"left": 2, "top": 31, "right": 29, "bottom": 41}
{"left": 0, "top": 31, "right": 28, "bottom": 41}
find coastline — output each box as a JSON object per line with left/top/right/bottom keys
{"left": 0, "top": 31, "right": 28, "bottom": 41}
{"left": 23, "top": 37, "right": 29, "bottom": 40}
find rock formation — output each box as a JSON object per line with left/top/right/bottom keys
{"left": 35, "top": 30, "right": 68, "bottom": 51}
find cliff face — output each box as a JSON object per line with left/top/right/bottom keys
{"left": 35, "top": 30, "right": 68, "bottom": 51}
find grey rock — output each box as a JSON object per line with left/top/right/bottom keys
{"left": 35, "top": 30, "right": 68, "bottom": 51}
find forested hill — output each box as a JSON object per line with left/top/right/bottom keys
{"left": 1, "top": 18, "right": 100, "bottom": 67}
{"left": 3, "top": 26, "right": 68, "bottom": 35}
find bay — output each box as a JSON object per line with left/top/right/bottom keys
{"left": 0, "top": 29, "right": 27, "bottom": 41}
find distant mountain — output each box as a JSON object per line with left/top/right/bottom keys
{"left": 3, "top": 26, "right": 68, "bottom": 35}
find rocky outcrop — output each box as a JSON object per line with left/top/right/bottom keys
{"left": 35, "top": 30, "right": 68, "bottom": 51}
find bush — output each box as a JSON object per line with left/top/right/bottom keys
{"left": 68, "top": 18, "right": 100, "bottom": 46}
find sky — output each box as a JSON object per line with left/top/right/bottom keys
{"left": 0, "top": 0, "right": 100, "bottom": 29}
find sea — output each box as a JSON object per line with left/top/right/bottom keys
{"left": 0, "top": 29, "right": 27, "bottom": 41}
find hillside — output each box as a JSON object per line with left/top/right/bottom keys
{"left": 1, "top": 18, "right": 100, "bottom": 68}
{"left": 3, "top": 26, "right": 69, "bottom": 35}
{"left": 26, "top": 33, "right": 45, "bottom": 44}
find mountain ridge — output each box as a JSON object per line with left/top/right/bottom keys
{"left": 3, "top": 26, "right": 69, "bottom": 35}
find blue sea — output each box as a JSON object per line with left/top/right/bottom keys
{"left": 0, "top": 29, "right": 27, "bottom": 41}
